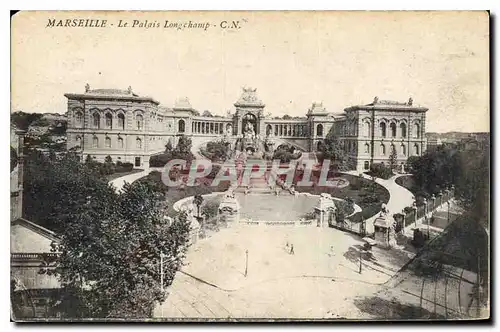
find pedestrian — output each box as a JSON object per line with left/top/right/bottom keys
{"left": 290, "top": 244, "right": 295, "bottom": 255}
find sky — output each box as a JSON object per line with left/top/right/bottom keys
{"left": 11, "top": 11, "right": 489, "bottom": 132}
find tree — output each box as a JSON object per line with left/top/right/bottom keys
{"left": 193, "top": 194, "right": 204, "bottom": 219}
{"left": 11, "top": 146, "right": 18, "bottom": 172}
{"left": 319, "top": 134, "right": 348, "bottom": 171}
{"left": 52, "top": 181, "right": 191, "bottom": 318}
{"left": 104, "top": 155, "right": 113, "bottom": 164}
{"left": 11, "top": 111, "right": 43, "bottom": 130}
{"left": 389, "top": 146, "right": 398, "bottom": 170}
{"left": 23, "top": 151, "right": 117, "bottom": 234}
{"left": 202, "top": 110, "right": 213, "bottom": 117}
{"left": 165, "top": 140, "right": 173, "bottom": 153}
{"left": 282, "top": 114, "right": 291, "bottom": 120}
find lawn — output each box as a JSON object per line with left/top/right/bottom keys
{"left": 296, "top": 173, "right": 390, "bottom": 221}
{"left": 136, "top": 170, "right": 231, "bottom": 215}
{"left": 105, "top": 168, "right": 144, "bottom": 181}
{"left": 395, "top": 175, "right": 418, "bottom": 194}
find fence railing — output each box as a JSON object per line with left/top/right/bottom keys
{"left": 399, "top": 187, "right": 455, "bottom": 232}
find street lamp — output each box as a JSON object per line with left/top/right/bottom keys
{"left": 244, "top": 249, "right": 249, "bottom": 277}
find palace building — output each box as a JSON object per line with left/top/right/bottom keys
{"left": 65, "top": 86, "right": 427, "bottom": 172}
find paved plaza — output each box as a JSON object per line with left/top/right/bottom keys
{"left": 154, "top": 224, "right": 416, "bottom": 319}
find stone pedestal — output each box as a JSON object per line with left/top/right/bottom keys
{"left": 314, "top": 193, "right": 337, "bottom": 228}
{"left": 218, "top": 193, "right": 241, "bottom": 226}
{"left": 373, "top": 214, "right": 396, "bottom": 249}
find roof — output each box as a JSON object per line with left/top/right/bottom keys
{"left": 234, "top": 87, "right": 265, "bottom": 107}
{"left": 345, "top": 97, "right": 428, "bottom": 112}
{"left": 87, "top": 88, "right": 139, "bottom": 97}
{"left": 64, "top": 85, "right": 160, "bottom": 105}
{"left": 11, "top": 218, "right": 59, "bottom": 243}
{"left": 307, "top": 102, "right": 328, "bottom": 116}
{"left": 173, "top": 97, "right": 194, "bottom": 110}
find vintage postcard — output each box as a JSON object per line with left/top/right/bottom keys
{"left": 10, "top": 10, "right": 490, "bottom": 321}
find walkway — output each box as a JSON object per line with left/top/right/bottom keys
{"left": 342, "top": 171, "right": 415, "bottom": 234}
{"left": 108, "top": 167, "right": 163, "bottom": 193}
{"left": 154, "top": 224, "right": 412, "bottom": 319}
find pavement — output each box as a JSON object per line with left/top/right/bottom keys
{"left": 342, "top": 171, "right": 415, "bottom": 234}
{"left": 108, "top": 167, "right": 163, "bottom": 192}
{"left": 154, "top": 224, "right": 416, "bottom": 319}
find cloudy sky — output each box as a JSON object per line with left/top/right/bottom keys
{"left": 12, "top": 11, "right": 489, "bottom": 132}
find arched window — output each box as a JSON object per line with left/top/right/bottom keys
{"left": 92, "top": 136, "right": 99, "bottom": 148}
{"left": 390, "top": 122, "right": 397, "bottom": 137}
{"left": 400, "top": 122, "right": 407, "bottom": 138}
{"left": 178, "top": 119, "right": 185, "bottom": 133}
{"left": 266, "top": 124, "right": 272, "bottom": 136}
{"left": 364, "top": 143, "right": 370, "bottom": 154}
{"left": 75, "top": 135, "right": 82, "bottom": 147}
{"left": 136, "top": 114, "right": 143, "bottom": 131}
{"left": 105, "top": 137, "right": 111, "bottom": 148}
{"left": 401, "top": 143, "right": 406, "bottom": 156}
{"left": 316, "top": 124, "right": 323, "bottom": 137}
{"left": 117, "top": 113, "right": 125, "bottom": 130}
{"left": 118, "top": 137, "right": 124, "bottom": 149}
{"left": 414, "top": 123, "right": 421, "bottom": 138}
{"left": 105, "top": 113, "right": 113, "bottom": 129}
{"left": 414, "top": 143, "right": 420, "bottom": 155}
{"left": 75, "top": 111, "right": 83, "bottom": 127}
{"left": 364, "top": 121, "right": 371, "bottom": 137}
{"left": 380, "top": 143, "right": 386, "bottom": 155}
{"left": 380, "top": 122, "right": 386, "bottom": 137}
{"left": 136, "top": 138, "right": 142, "bottom": 149}
{"left": 364, "top": 161, "right": 370, "bottom": 170}
{"left": 92, "top": 113, "right": 100, "bottom": 129}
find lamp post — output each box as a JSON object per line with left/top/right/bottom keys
{"left": 160, "top": 253, "right": 165, "bottom": 292}
{"left": 244, "top": 249, "right": 248, "bottom": 277}
{"left": 359, "top": 249, "right": 363, "bottom": 274}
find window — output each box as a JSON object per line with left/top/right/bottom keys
{"left": 414, "top": 143, "right": 420, "bottom": 155}
{"left": 380, "top": 122, "right": 386, "bottom": 137}
{"left": 118, "top": 113, "right": 125, "bottom": 130}
{"left": 135, "top": 157, "right": 141, "bottom": 167}
{"left": 364, "top": 143, "right": 370, "bottom": 154}
{"left": 364, "top": 121, "right": 371, "bottom": 137}
{"left": 136, "top": 138, "right": 142, "bottom": 149}
{"left": 390, "top": 122, "right": 397, "bottom": 137}
{"left": 92, "top": 113, "right": 100, "bottom": 129}
{"left": 415, "top": 123, "right": 421, "bottom": 138}
{"left": 136, "top": 114, "right": 143, "bottom": 131}
{"left": 75, "top": 135, "right": 82, "bottom": 147}
{"left": 92, "top": 136, "right": 98, "bottom": 148}
{"left": 118, "top": 137, "right": 124, "bottom": 149}
{"left": 316, "top": 124, "right": 323, "bottom": 137}
{"left": 178, "top": 119, "right": 185, "bottom": 133}
{"left": 380, "top": 143, "right": 386, "bottom": 155}
{"left": 105, "top": 113, "right": 113, "bottom": 129}
{"left": 75, "top": 111, "right": 83, "bottom": 127}
{"left": 105, "top": 137, "right": 111, "bottom": 148}
{"left": 400, "top": 122, "right": 407, "bottom": 138}
{"left": 401, "top": 144, "right": 406, "bottom": 156}
{"left": 364, "top": 161, "right": 370, "bottom": 170}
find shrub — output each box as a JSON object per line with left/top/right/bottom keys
{"left": 116, "top": 162, "right": 134, "bottom": 173}
{"left": 368, "top": 163, "right": 393, "bottom": 180}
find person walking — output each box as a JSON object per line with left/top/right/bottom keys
{"left": 290, "top": 244, "right": 295, "bottom": 255}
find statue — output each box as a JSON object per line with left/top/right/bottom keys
{"left": 85, "top": 83, "right": 90, "bottom": 92}
{"left": 127, "top": 86, "right": 133, "bottom": 94}
{"left": 373, "top": 96, "right": 379, "bottom": 104}
{"left": 380, "top": 203, "right": 389, "bottom": 217}
{"left": 408, "top": 97, "right": 413, "bottom": 106}
{"left": 244, "top": 122, "right": 255, "bottom": 139}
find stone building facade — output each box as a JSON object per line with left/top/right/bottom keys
{"left": 66, "top": 86, "right": 427, "bottom": 172}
